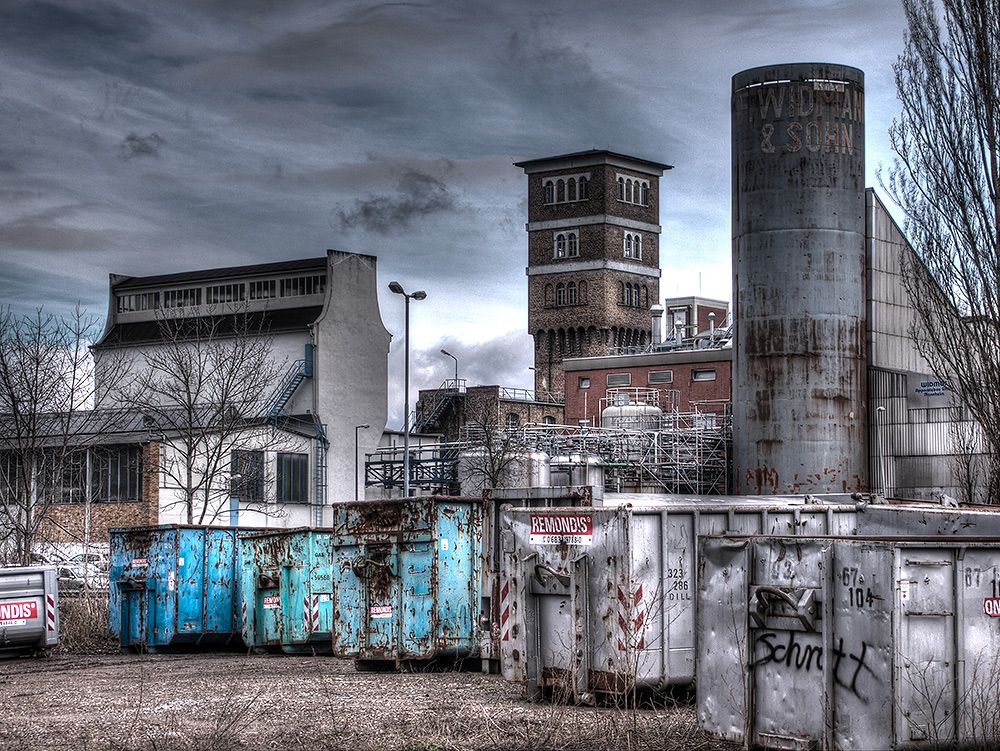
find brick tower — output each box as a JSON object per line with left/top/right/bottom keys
{"left": 515, "top": 150, "right": 671, "bottom": 395}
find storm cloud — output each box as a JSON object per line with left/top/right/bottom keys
{"left": 334, "top": 169, "right": 455, "bottom": 235}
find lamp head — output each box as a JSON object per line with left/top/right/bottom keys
{"left": 388, "top": 281, "right": 404, "bottom": 295}
{"left": 412, "top": 290, "right": 427, "bottom": 300}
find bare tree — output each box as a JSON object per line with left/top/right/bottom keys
{"left": 125, "top": 308, "right": 289, "bottom": 524}
{"left": 459, "top": 403, "right": 526, "bottom": 493}
{"left": 884, "top": 0, "right": 1000, "bottom": 501}
{"left": 0, "top": 306, "right": 128, "bottom": 564}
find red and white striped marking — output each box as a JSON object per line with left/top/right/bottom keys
{"left": 617, "top": 584, "right": 645, "bottom": 651}
{"left": 46, "top": 594, "right": 57, "bottom": 632}
{"left": 500, "top": 580, "right": 511, "bottom": 641}
{"left": 305, "top": 595, "right": 320, "bottom": 632}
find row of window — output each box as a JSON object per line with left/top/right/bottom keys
{"left": 504, "top": 413, "right": 556, "bottom": 429}
{"left": 117, "top": 274, "right": 327, "bottom": 313}
{"left": 617, "top": 176, "right": 649, "bottom": 206}
{"left": 619, "top": 283, "right": 649, "bottom": 308}
{"left": 551, "top": 231, "right": 645, "bottom": 261}
{"left": 231, "top": 450, "right": 309, "bottom": 504}
{"left": 578, "top": 369, "right": 716, "bottom": 389}
{"left": 544, "top": 280, "right": 588, "bottom": 307}
{"left": 542, "top": 174, "right": 651, "bottom": 206}
{"left": 0, "top": 446, "right": 142, "bottom": 504}
{"left": 543, "top": 174, "right": 589, "bottom": 205}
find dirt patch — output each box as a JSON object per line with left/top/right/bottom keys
{"left": 2, "top": 652, "right": 740, "bottom": 751}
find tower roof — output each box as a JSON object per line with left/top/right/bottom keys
{"left": 514, "top": 149, "right": 673, "bottom": 176}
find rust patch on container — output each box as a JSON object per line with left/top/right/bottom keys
{"left": 589, "top": 669, "right": 630, "bottom": 694}
{"left": 366, "top": 546, "right": 394, "bottom": 601}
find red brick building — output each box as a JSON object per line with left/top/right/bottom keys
{"left": 563, "top": 346, "right": 732, "bottom": 427}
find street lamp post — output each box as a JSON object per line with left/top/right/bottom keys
{"left": 389, "top": 281, "right": 426, "bottom": 498}
{"left": 355, "top": 423, "right": 370, "bottom": 502}
{"left": 440, "top": 348, "right": 458, "bottom": 389}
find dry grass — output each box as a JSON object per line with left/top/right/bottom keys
{"left": 57, "top": 591, "right": 117, "bottom": 654}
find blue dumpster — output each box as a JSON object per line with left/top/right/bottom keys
{"left": 331, "top": 497, "right": 483, "bottom": 664}
{"left": 239, "top": 528, "right": 335, "bottom": 654}
{"left": 109, "top": 525, "right": 259, "bottom": 652}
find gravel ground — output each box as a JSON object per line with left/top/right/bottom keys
{"left": 1, "top": 650, "right": 741, "bottom": 751}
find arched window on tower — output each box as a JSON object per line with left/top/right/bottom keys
{"left": 544, "top": 180, "right": 554, "bottom": 204}
{"left": 617, "top": 177, "right": 625, "bottom": 200}
{"left": 567, "top": 178, "right": 576, "bottom": 201}
{"left": 625, "top": 234, "right": 633, "bottom": 259}
{"left": 579, "top": 176, "right": 588, "bottom": 199}
{"left": 567, "top": 282, "right": 577, "bottom": 305}
{"left": 625, "top": 284, "right": 633, "bottom": 307}
{"left": 567, "top": 232, "right": 578, "bottom": 257}
{"left": 556, "top": 179, "right": 565, "bottom": 202}
{"left": 555, "top": 234, "right": 566, "bottom": 258}
{"left": 556, "top": 283, "right": 566, "bottom": 306}
{"left": 640, "top": 183, "right": 649, "bottom": 205}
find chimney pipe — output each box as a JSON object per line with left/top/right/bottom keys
{"left": 650, "top": 305, "right": 664, "bottom": 346}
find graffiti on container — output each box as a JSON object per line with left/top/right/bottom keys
{"left": 752, "top": 630, "right": 877, "bottom": 703}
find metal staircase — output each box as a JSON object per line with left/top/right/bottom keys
{"left": 264, "top": 344, "right": 329, "bottom": 525}
{"left": 411, "top": 379, "right": 465, "bottom": 433}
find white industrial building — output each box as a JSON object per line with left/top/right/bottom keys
{"left": 91, "top": 250, "right": 390, "bottom": 526}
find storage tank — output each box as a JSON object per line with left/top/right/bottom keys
{"left": 601, "top": 402, "right": 662, "bottom": 431}
{"left": 457, "top": 449, "right": 550, "bottom": 495}
{"left": 732, "top": 63, "right": 867, "bottom": 494}
{"left": 549, "top": 453, "right": 604, "bottom": 488}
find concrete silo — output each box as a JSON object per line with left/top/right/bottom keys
{"left": 732, "top": 63, "right": 867, "bottom": 494}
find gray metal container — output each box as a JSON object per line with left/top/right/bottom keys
{"left": 501, "top": 496, "right": 1000, "bottom": 702}
{"left": 732, "top": 63, "right": 867, "bottom": 495}
{"left": 698, "top": 535, "right": 1000, "bottom": 750}
{"left": 0, "top": 566, "right": 59, "bottom": 657}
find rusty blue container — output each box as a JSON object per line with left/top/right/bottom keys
{"left": 331, "top": 497, "right": 482, "bottom": 664}
{"left": 238, "top": 528, "right": 335, "bottom": 654}
{"left": 109, "top": 525, "right": 256, "bottom": 652}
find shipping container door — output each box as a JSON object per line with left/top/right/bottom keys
{"left": 202, "top": 530, "right": 235, "bottom": 634}
{"left": 363, "top": 542, "right": 400, "bottom": 657}
{"left": 400, "top": 539, "right": 434, "bottom": 658}
{"left": 956, "top": 548, "right": 1000, "bottom": 743}
{"left": 256, "top": 576, "right": 283, "bottom": 646}
{"left": 121, "top": 584, "right": 150, "bottom": 649}
{"left": 332, "top": 541, "right": 363, "bottom": 656}
{"left": 525, "top": 556, "right": 590, "bottom": 700}
{"left": 897, "top": 547, "right": 957, "bottom": 744}
{"left": 749, "top": 539, "right": 828, "bottom": 750}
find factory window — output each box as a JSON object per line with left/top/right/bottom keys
{"left": 250, "top": 280, "right": 276, "bottom": 300}
{"left": 567, "top": 282, "right": 577, "bottom": 305}
{"left": 206, "top": 283, "right": 246, "bottom": 305}
{"left": 556, "top": 283, "right": 566, "bottom": 305}
{"left": 91, "top": 446, "right": 143, "bottom": 503}
{"left": 162, "top": 287, "right": 202, "bottom": 309}
{"left": 231, "top": 450, "right": 265, "bottom": 502}
{"left": 607, "top": 373, "right": 631, "bottom": 387}
{"left": 542, "top": 415, "right": 556, "bottom": 425}
{"left": 648, "top": 370, "right": 674, "bottom": 385}
{"left": 578, "top": 176, "right": 588, "bottom": 199}
{"left": 280, "top": 274, "right": 326, "bottom": 298}
{"left": 579, "top": 377, "right": 590, "bottom": 389}
{"left": 117, "top": 292, "right": 159, "bottom": 313}
{"left": 544, "top": 181, "right": 555, "bottom": 204}
{"left": 692, "top": 369, "right": 717, "bottom": 382}
{"left": 276, "top": 453, "right": 308, "bottom": 504}
{"left": 624, "top": 232, "right": 642, "bottom": 259}
{"left": 505, "top": 413, "right": 520, "bottom": 430}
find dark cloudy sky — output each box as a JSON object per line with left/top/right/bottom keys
{"left": 0, "top": 0, "right": 909, "bottom": 426}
